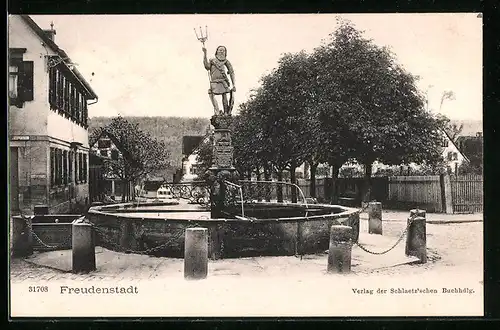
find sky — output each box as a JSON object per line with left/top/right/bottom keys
{"left": 31, "top": 13, "right": 483, "bottom": 121}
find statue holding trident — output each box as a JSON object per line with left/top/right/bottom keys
{"left": 194, "top": 26, "right": 236, "bottom": 115}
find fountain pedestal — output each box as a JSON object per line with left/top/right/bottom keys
{"left": 208, "top": 115, "right": 237, "bottom": 219}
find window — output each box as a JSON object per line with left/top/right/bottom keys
{"left": 100, "top": 150, "right": 109, "bottom": 157}
{"left": 98, "top": 139, "right": 111, "bottom": 149}
{"left": 76, "top": 152, "right": 88, "bottom": 184}
{"left": 9, "top": 65, "right": 19, "bottom": 99}
{"left": 68, "top": 151, "right": 73, "bottom": 184}
{"left": 49, "top": 64, "right": 89, "bottom": 128}
{"left": 63, "top": 150, "right": 68, "bottom": 184}
{"left": 50, "top": 148, "right": 55, "bottom": 187}
{"left": 64, "top": 78, "right": 70, "bottom": 114}
{"left": 59, "top": 71, "right": 64, "bottom": 111}
{"left": 452, "top": 152, "right": 458, "bottom": 161}
{"left": 9, "top": 48, "right": 33, "bottom": 108}
{"left": 441, "top": 138, "right": 449, "bottom": 147}
{"left": 49, "top": 65, "right": 57, "bottom": 109}
{"left": 83, "top": 97, "right": 88, "bottom": 126}
{"left": 83, "top": 154, "right": 88, "bottom": 183}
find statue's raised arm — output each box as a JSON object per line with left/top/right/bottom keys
{"left": 202, "top": 47, "right": 210, "bottom": 71}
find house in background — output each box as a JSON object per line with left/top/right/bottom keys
{"left": 8, "top": 15, "right": 98, "bottom": 214}
{"left": 440, "top": 130, "right": 469, "bottom": 174}
{"left": 181, "top": 135, "right": 207, "bottom": 182}
{"left": 299, "top": 128, "right": 470, "bottom": 179}
{"left": 456, "top": 132, "right": 483, "bottom": 171}
{"left": 89, "top": 131, "right": 133, "bottom": 200}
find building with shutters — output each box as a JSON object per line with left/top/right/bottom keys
{"left": 8, "top": 15, "right": 98, "bottom": 214}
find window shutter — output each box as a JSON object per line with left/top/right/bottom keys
{"left": 19, "top": 61, "right": 34, "bottom": 102}
{"left": 49, "top": 66, "right": 57, "bottom": 108}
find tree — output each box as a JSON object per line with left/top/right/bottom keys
{"left": 89, "top": 116, "right": 170, "bottom": 202}
{"left": 236, "top": 52, "right": 317, "bottom": 202}
{"left": 312, "top": 20, "right": 446, "bottom": 202}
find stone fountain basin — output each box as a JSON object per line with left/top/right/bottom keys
{"left": 87, "top": 202, "right": 360, "bottom": 259}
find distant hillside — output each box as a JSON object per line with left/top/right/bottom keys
{"left": 449, "top": 119, "right": 482, "bottom": 137}
{"left": 88, "top": 116, "right": 210, "bottom": 171}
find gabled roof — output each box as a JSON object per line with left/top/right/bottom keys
{"left": 89, "top": 128, "right": 137, "bottom": 164}
{"left": 455, "top": 135, "right": 483, "bottom": 161}
{"left": 143, "top": 180, "right": 163, "bottom": 192}
{"left": 182, "top": 136, "right": 204, "bottom": 156}
{"left": 441, "top": 128, "right": 470, "bottom": 163}
{"left": 19, "top": 15, "right": 98, "bottom": 100}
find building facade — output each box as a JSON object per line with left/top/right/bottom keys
{"left": 8, "top": 15, "right": 98, "bottom": 214}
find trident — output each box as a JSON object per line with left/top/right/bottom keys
{"left": 194, "top": 25, "right": 212, "bottom": 88}
{"left": 194, "top": 25, "right": 209, "bottom": 46}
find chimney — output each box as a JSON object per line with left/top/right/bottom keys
{"left": 43, "top": 21, "right": 56, "bottom": 42}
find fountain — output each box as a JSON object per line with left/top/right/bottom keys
{"left": 87, "top": 28, "right": 360, "bottom": 259}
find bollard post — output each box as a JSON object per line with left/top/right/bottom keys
{"left": 184, "top": 227, "right": 208, "bottom": 280}
{"left": 11, "top": 216, "right": 33, "bottom": 258}
{"left": 327, "top": 225, "right": 353, "bottom": 274}
{"left": 368, "top": 201, "right": 383, "bottom": 235}
{"left": 72, "top": 222, "right": 96, "bottom": 273}
{"left": 405, "top": 209, "right": 427, "bottom": 263}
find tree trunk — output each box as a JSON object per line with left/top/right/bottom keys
{"left": 255, "top": 167, "right": 262, "bottom": 181}
{"left": 309, "top": 162, "right": 318, "bottom": 198}
{"left": 121, "top": 179, "right": 127, "bottom": 202}
{"left": 330, "top": 164, "right": 340, "bottom": 204}
{"left": 362, "top": 161, "right": 373, "bottom": 204}
{"left": 276, "top": 170, "right": 283, "bottom": 203}
{"left": 264, "top": 164, "right": 271, "bottom": 181}
{"left": 263, "top": 164, "right": 271, "bottom": 202}
{"left": 290, "top": 161, "right": 297, "bottom": 203}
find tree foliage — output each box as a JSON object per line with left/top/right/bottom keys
{"left": 230, "top": 19, "right": 448, "bottom": 202}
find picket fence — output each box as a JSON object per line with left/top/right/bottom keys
{"left": 449, "top": 174, "right": 483, "bottom": 213}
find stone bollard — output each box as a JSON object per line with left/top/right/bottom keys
{"left": 405, "top": 209, "right": 427, "bottom": 263}
{"left": 11, "top": 216, "right": 33, "bottom": 258}
{"left": 327, "top": 225, "right": 353, "bottom": 274}
{"left": 368, "top": 202, "right": 383, "bottom": 235}
{"left": 72, "top": 221, "right": 96, "bottom": 273}
{"left": 184, "top": 227, "right": 208, "bottom": 280}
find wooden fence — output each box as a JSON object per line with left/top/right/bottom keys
{"left": 260, "top": 174, "right": 483, "bottom": 214}
{"left": 450, "top": 174, "right": 483, "bottom": 213}
{"left": 387, "top": 176, "right": 443, "bottom": 213}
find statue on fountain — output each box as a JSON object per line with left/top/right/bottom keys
{"left": 195, "top": 26, "right": 237, "bottom": 218}
{"left": 202, "top": 45, "right": 236, "bottom": 116}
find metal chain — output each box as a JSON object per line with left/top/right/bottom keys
{"left": 354, "top": 213, "right": 418, "bottom": 255}
{"left": 32, "top": 229, "right": 73, "bottom": 250}
{"left": 92, "top": 225, "right": 184, "bottom": 255}
{"left": 19, "top": 210, "right": 72, "bottom": 250}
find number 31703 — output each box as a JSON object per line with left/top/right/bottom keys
{"left": 29, "top": 286, "right": 49, "bottom": 293}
